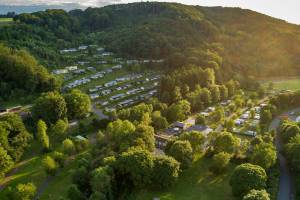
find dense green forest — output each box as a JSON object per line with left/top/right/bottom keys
{"left": 1, "top": 2, "right": 300, "bottom": 77}
{"left": 0, "top": 45, "right": 60, "bottom": 102}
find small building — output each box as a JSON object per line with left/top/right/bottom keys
{"left": 75, "top": 135, "right": 87, "bottom": 141}
{"left": 90, "top": 94, "right": 99, "bottom": 100}
{"left": 87, "top": 67, "right": 96, "bottom": 71}
{"left": 101, "top": 89, "right": 112, "bottom": 96}
{"left": 235, "top": 119, "right": 245, "bottom": 126}
{"left": 102, "top": 52, "right": 113, "bottom": 56}
{"left": 73, "top": 69, "right": 86, "bottom": 74}
{"left": 155, "top": 134, "right": 170, "bottom": 149}
{"left": 250, "top": 120, "right": 260, "bottom": 127}
{"left": 118, "top": 99, "right": 134, "bottom": 108}
{"left": 60, "top": 48, "right": 77, "bottom": 53}
{"left": 110, "top": 93, "right": 126, "bottom": 101}
{"left": 186, "top": 125, "right": 212, "bottom": 136}
{"left": 126, "top": 60, "right": 139, "bottom": 64}
{"left": 173, "top": 121, "right": 188, "bottom": 130}
{"left": 254, "top": 114, "right": 260, "bottom": 120}
{"left": 78, "top": 61, "right": 90, "bottom": 65}
{"left": 241, "top": 113, "right": 250, "bottom": 120}
{"left": 260, "top": 103, "right": 268, "bottom": 107}
{"left": 65, "top": 66, "right": 78, "bottom": 71}
{"left": 244, "top": 130, "right": 257, "bottom": 137}
{"left": 127, "top": 88, "right": 140, "bottom": 95}
{"left": 206, "top": 107, "right": 215, "bottom": 112}
{"left": 97, "top": 47, "right": 105, "bottom": 52}
{"left": 101, "top": 101, "right": 109, "bottom": 106}
{"left": 112, "top": 65, "right": 123, "bottom": 70}
{"left": 200, "top": 112, "right": 209, "bottom": 117}
{"left": 105, "top": 107, "right": 116, "bottom": 112}
{"left": 104, "top": 81, "right": 117, "bottom": 87}
{"left": 78, "top": 45, "right": 88, "bottom": 50}
{"left": 52, "top": 69, "right": 68, "bottom": 75}
{"left": 148, "top": 89, "right": 158, "bottom": 95}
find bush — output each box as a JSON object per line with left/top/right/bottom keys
{"left": 165, "top": 140, "right": 193, "bottom": 169}
{"left": 152, "top": 155, "right": 180, "bottom": 189}
{"left": 67, "top": 184, "right": 85, "bottom": 200}
{"left": 250, "top": 143, "right": 276, "bottom": 170}
{"left": 0, "top": 146, "right": 13, "bottom": 177}
{"left": 62, "top": 138, "right": 75, "bottom": 155}
{"left": 43, "top": 156, "right": 58, "bottom": 176}
{"left": 195, "top": 114, "right": 206, "bottom": 125}
{"left": 75, "top": 139, "right": 90, "bottom": 152}
{"left": 7, "top": 182, "right": 37, "bottom": 200}
{"left": 50, "top": 119, "right": 68, "bottom": 137}
{"left": 210, "top": 152, "right": 231, "bottom": 173}
{"left": 243, "top": 189, "right": 270, "bottom": 200}
{"left": 230, "top": 163, "right": 267, "bottom": 197}
{"left": 52, "top": 151, "right": 66, "bottom": 168}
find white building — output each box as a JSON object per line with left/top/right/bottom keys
{"left": 52, "top": 69, "right": 68, "bottom": 75}
{"left": 78, "top": 45, "right": 88, "bottom": 50}
{"left": 112, "top": 65, "right": 123, "bottom": 70}
{"left": 65, "top": 66, "right": 78, "bottom": 71}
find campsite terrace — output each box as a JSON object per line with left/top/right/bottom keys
{"left": 155, "top": 95, "right": 268, "bottom": 149}
{"left": 54, "top": 44, "right": 163, "bottom": 111}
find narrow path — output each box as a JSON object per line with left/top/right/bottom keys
{"left": 92, "top": 103, "right": 108, "bottom": 119}
{"left": 0, "top": 154, "right": 37, "bottom": 192}
{"left": 34, "top": 176, "right": 54, "bottom": 200}
{"left": 269, "top": 108, "right": 300, "bottom": 200}
{"left": 0, "top": 163, "right": 23, "bottom": 191}
{"left": 33, "top": 155, "right": 76, "bottom": 200}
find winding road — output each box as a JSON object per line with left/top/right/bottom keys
{"left": 269, "top": 108, "right": 300, "bottom": 200}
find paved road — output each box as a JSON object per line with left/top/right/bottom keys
{"left": 269, "top": 108, "right": 300, "bottom": 200}
{"left": 92, "top": 103, "right": 108, "bottom": 119}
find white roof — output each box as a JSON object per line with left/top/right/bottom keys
{"left": 75, "top": 135, "right": 87, "bottom": 141}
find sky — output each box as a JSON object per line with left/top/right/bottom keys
{"left": 0, "top": 0, "right": 299, "bottom": 24}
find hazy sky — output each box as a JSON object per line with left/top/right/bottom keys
{"left": 1, "top": 0, "right": 299, "bottom": 24}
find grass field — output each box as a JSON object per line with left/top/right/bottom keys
{"left": 0, "top": 141, "right": 46, "bottom": 200}
{"left": 0, "top": 137, "right": 85, "bottom": 200}
{"left": 261, "top": 77, "right": 300, "bottom": 91}
{"left": 0, "top": 18, "right": 13, "bottom": 26}
{"left": 0, "top": 18, "right": 12, "bottom": 22}
{"left": 131, "top": 156, "right": 236, "bottom": 200}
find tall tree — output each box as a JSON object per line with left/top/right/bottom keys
{"left": 165, "top": 140, "right": 193, "bottom": 169}
{"left": 36, "top": 120, "right": 50, "bottom": 151}
{"left": 64, "top": 89, "right": 91, "bottom": 119}
{"left": 230, "top": 163, "right": 267, "bottom": 197}
{"left": 0, "top": 146, "right": 13, "bottom": 177}
{"left": 32, "top": 92, "right": 67, "bottom": 124}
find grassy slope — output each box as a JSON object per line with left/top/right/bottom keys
{"left": 261, "top": 77, "right": 300, "bottom": 91}
{"left": 0, "top": 141, "right": 45, "bottom": 199}
{"left": 0, "top": 18, "right": 12, "bottom": 22}
{"left": 0, "top": 18, "right": 13, "bottom": 27}
{"left": 132, "top": 156, "right": 236, "bottom": 200}
{"left": 0, "top": 136, "right": 85, "bottom": 199}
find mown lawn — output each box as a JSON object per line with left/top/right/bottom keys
{"left": 0, "top": 18, "right": 12, "bottom": 22}
{"left": 0, "top": 141, "right": 46, "bottom": 199}
{"left": 0, "top": 18, "right": 13, "bottom": 26}
{"left": 131, "top": 156, "right": 236, "bottom": 200}
{"left": 39, "top": 158, "right": 77, "bottom": 200}
{"left": 0, "top": 137, "right": 85, "bottom": 199}
{"left": 262, "top": 77, "right": 300, "bottom": 91}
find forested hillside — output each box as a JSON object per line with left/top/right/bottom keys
{"left": 1, "top": 2, "right": 300, "bottom": 77}
{"left": 0, "top": 45, "right": 60, "bottom": 102}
